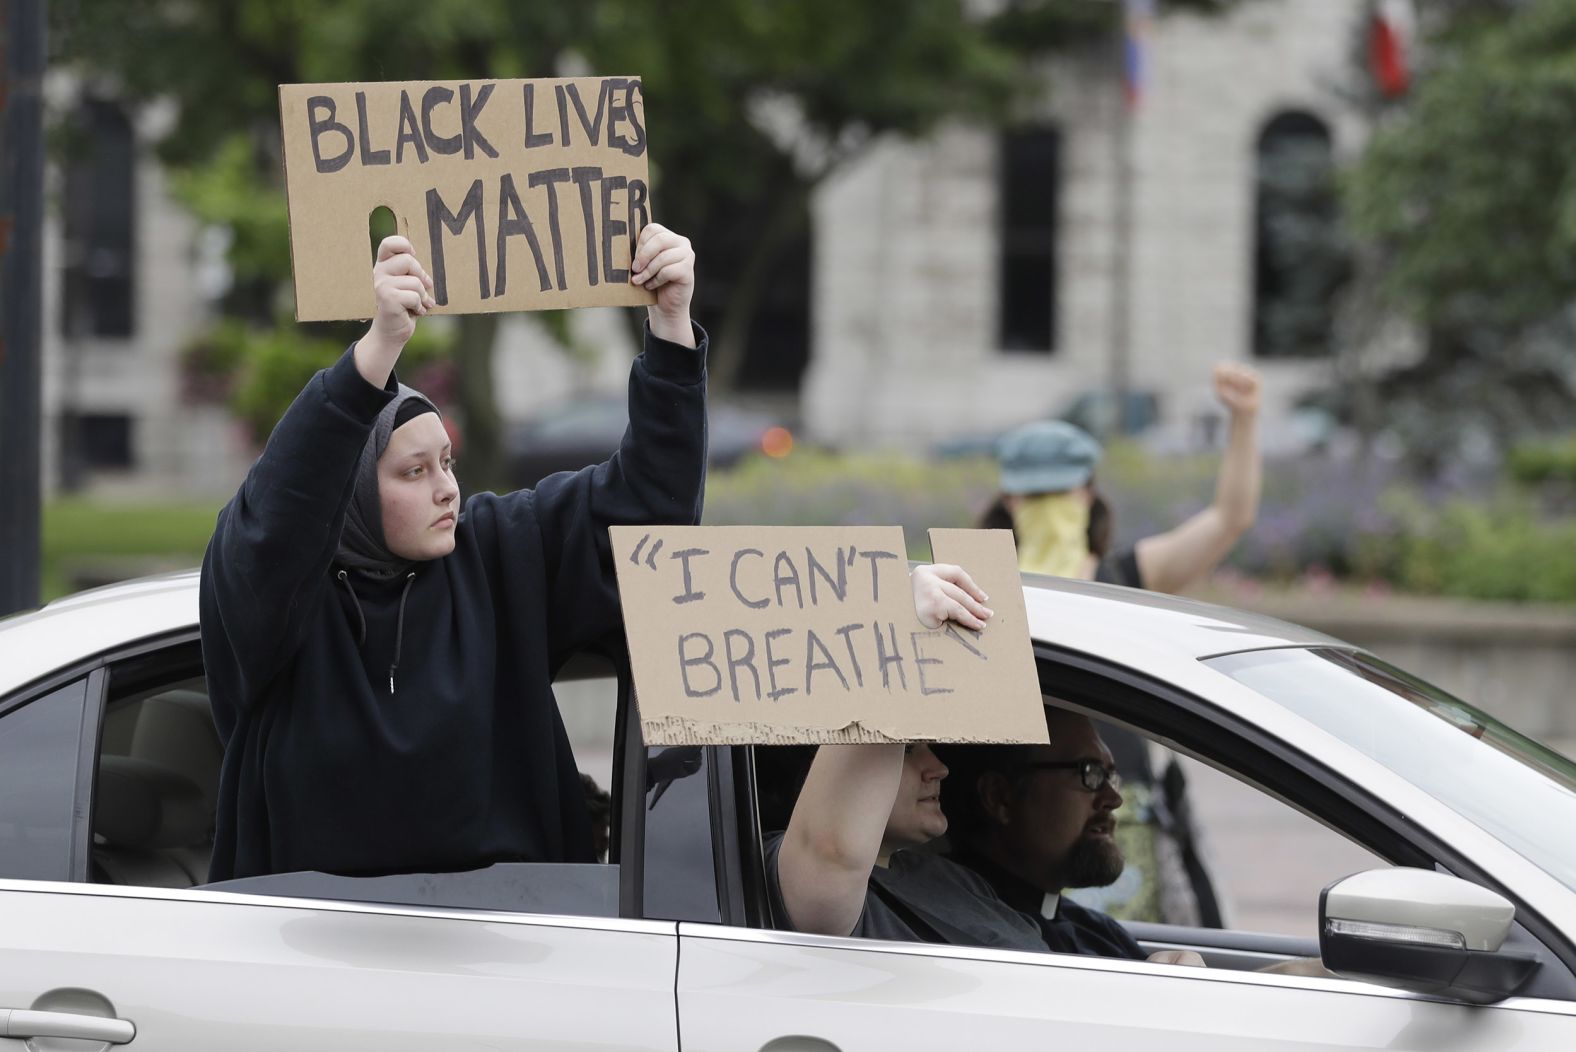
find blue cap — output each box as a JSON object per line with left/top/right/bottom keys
{"left": 997, "top": 420, "right": 1102, "bottom": 495}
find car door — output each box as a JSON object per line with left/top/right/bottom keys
{"left": 673, "top": 651, "right": 1576, "bottom": 1050}
{"left": 675, "top": 927, "right": 1574, "bottom": 1051}
{"left": 2, "top": 884, "right": 679, "bottom": 1051}
{"left": 0, "top": 643, "right": 681, "bottom": 1052}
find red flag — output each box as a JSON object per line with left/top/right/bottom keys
{"left": 1370, "top": 0, "right": 1416, "bottom": 99}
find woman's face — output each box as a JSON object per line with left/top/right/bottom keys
{"left": 378, "top": 413, "right": 460, "bottom": 561}
{"left": 882, "top": 744, "right": 950, "bottom": 853}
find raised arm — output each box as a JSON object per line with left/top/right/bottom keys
{"left": 636, "top": 223, "right": 698, "bottom": 350}
{"left": 1134, "top": 363, "right": 1261, "bottom": 595}
{"left": 776, "top": 565, "right": 991, "bottom": 937}
{"left": 200, "top": 239, "right": 435, "bottom": 724}
{"left": 524, "top": 225, "right": 708, "bottom": 662}
{"left": 778, "top": 743, "right": 908, "bottom": 937}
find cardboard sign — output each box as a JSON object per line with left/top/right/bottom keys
{"left": 278, "top": 78, "right": 657, "bottom": 321}
{"left": 610, "top": 526, "right": 1048, "bottom": 745}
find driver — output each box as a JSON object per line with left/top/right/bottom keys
{"left": 941, "top": 709, "right": 1330, "bottom": 975}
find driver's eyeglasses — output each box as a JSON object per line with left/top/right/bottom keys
{"left": 1025, "top": 760, "right": 1121, "bottom": 793}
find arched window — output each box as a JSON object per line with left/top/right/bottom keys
{"left": 998, "top": 125, "right": 1061, "bottom": 353}
{"left": 1252, "top": 111, "right": 1347, "bottom": 359}
{"left": 60, "top": 98, "right": 137, "bottom": 339}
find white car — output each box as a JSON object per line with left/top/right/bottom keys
{"left": 2, "top": 570, "right": 1574, "bottom": 1049}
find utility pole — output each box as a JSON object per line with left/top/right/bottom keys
{"left": 0, "top": 0, "right": 47, "bottom": 615}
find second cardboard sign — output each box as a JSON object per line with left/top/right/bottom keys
{"left": 611, "top": 526, "right": 1047, "bottom": 745}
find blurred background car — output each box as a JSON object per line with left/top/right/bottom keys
{"left": 932, "top": 388, "right": 1161, "bottom": 461}
{"left": 508, "top": 395, "right": 797, "bottom": 488}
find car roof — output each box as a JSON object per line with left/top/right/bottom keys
{"left": 0, "top": 568, "right": 1347, "bottom": 701}
{"left": 0, "top": 568, "right": 618, "bottom": 698}
{"left": 0, "top": 570, "right": 202, "bottom": 696}
{"left": 1019, "top": 571, "right": 1348, "bottom": 665}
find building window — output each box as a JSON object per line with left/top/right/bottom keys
{"left": 60, "top": 98, "right": 137, "bottom": 340}
{"left": 77, "top": 413, "right": 135, "bottom": 471}
{"left": 998, "top": 126, "right": 1060, "bottom": 353}
{"left": 1252, "top": 111, "right": 1348, "bottom": 359}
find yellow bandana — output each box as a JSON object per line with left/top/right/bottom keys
{"left": 1014, "top": 494, "right": 1091, "bottom": 578}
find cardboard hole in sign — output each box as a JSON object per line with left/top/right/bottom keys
{"left": 610, "top": 526, "right": 1049, "bottom": 746}
{"left": 367, "top": 204, "right": 399, "bottom": 263}
{"left": 279, "top": 77, "right": 658, "bottom": 321}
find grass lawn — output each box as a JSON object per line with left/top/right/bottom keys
{"left": 42, "top": 499, "right": 223, "bottom": 601}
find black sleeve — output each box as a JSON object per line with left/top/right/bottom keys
{"left": 1042, "top": 901, "right": 1148, "bottom": 961}
{"left": 1094, "top": 546, "right": 1144, "bottom": 589}
{"left": 528, "top": 320, "right": 709, "bottom": 664}
{"left": 199, "top": 347, "right": 394, "bottom": 732}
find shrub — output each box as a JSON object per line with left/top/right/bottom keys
{"left": 1509, "top": 435, "right": 1576, "bottom": 485}
{"left": 703, "top": 451, "right": 998, "bottom": 559}
{"left": 704, "top": 447, "right": 1576, "bottom": 603}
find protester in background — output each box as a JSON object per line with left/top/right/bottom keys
{"left": 201, "top": 225, "right": 706, "bottom": 882}
{"left": 977, "top": 362, "right": 1262, "bottom": 925}
{"left": 981, "top": 363, "right": 1262, "bottom": 594}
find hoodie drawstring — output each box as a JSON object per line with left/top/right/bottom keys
{"left": 337, "top": 568, "right": 416, "bottom": 695}
{"left": 388, "top": 571, "right": 417, "bottom": 695}
{"left": 336, "top": 570, "right": 367, "bottom": 646}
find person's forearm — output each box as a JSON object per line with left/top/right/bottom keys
{"left": 776, "top": 742, "right": 904, "bottom": 936}
{"left": 353, "top": 329, "right": 404, "bottom": 389}
{"left": 1213, "top": 409, "right": 1261, "bottom": 535}
{"left": 646, "top": 305, "right": 696, "bottom": 348}
{"left": 786, "top": 744, "right": 905, "bottom": 875}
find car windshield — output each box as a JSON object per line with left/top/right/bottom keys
{"left": 1205, "top": 646, "right": 1576, "bottom": 894}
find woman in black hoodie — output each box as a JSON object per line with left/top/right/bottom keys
{"left": 200, "top": 224, "right": 706, "bottom": 882}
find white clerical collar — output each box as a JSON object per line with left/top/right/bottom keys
{"left": 1040, "top": 893, "right": 1061, "bottom": 920}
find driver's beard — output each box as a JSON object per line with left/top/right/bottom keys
{"left": 1063, "top": 833, "right": 1126, "bottom": 889}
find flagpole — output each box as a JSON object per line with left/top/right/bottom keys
{"left": 1107, "top": 1, "right": 1146, "bottom": 438}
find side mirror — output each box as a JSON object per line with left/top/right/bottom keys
{"left": 1320, "top": 869, "right": 1539, "bottom": 1005}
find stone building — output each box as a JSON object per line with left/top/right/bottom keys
{"left": 804, "top": 0, "right": 1377, "bottom": 450}
{"left": 41, "top": 93, "right": 240, "bottom": 497}
{"left": 41, "top": 0, "right": 1380, "bottom": 497}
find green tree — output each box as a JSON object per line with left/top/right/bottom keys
{"left": 1343, "top": 0, "right": 1576, "bottom": 466}
{"left": 53, "top": 0, "right": 1237, "bottom": 487}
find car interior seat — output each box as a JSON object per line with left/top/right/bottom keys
{"left": 93, "top": 755, "right": 210, "bottom": 887}
{"left": 92, "top": 689, "right": 223, "bottom": 887}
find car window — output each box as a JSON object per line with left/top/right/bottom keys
{"left": 0, "top": 681, "right": 90, "bottom": 882}
{"left": 552, "top": 667, "right": 619, "bottom": 862}
{"left": 642, "top": 744, "right": 721, "bottom": 922}
{"left": 1060, "top": 725, "right": 1387, "bottom": 940}
{"left": 93, "top": 679, "right": 221, "bottom": 887}
{"left": 1208, "top": 647, "right": 1576, "bottom": 895}
{"left": 744, "top": 714, "right": 1386, "bottom": 963}
{"left": 85, "top": 649, "right": 631, "bottom": 915}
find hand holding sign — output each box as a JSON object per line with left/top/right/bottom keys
{"left": 631, "top": 223, "right": 696, "bottom": 348}
{"left": 355, "top": 237, "right": 438, "bottom": 388}
{"left": 911, "top": 564, "right": 992, "bottom": 631}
